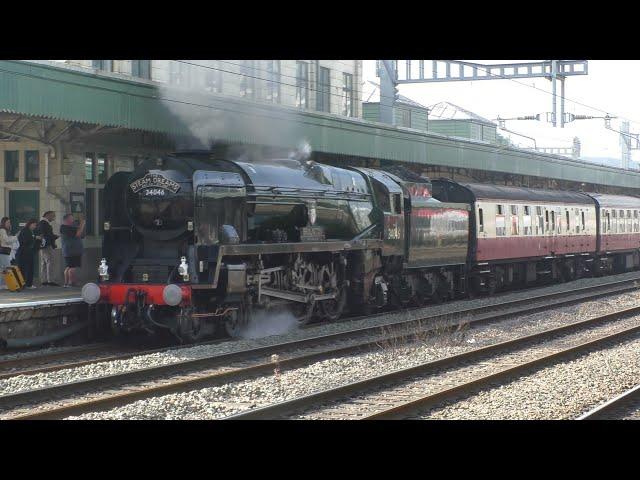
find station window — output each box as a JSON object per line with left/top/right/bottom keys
{"left": 317, "top": 66, "right": 331, "bottom": 113}
{"left": 342, "top": 72, "right": 354, "bottom": 117}
{"left": 85, "top": 153, "right": 95, "bottom": 182}
{"left": 478, "top": 207, "right": 484, "bottom": 233}
{"left": 240, "top": 60, "right": 256, "bottom": 99}
{"left": 295, "top": 61, "right": 309, "bottom": 109}
{"left": 204, "top": 63, "right": 223, "bottom": 94}
{"left": 131, "top": 60, "right": 151, "bottom": 80}
{"left": 25, "top": 150, "right": 40, "bottom": 182}
{"left": 97, "top": 154, "right": 108, "bottom": 184}
{"left": 265, "top": 60, "right": 280, "bottom": 103}
{"left": 92, "top": 60, "right": 113, "bottom": 72}
{"left": 4, "top": 151, "right": 18, "bottom": 182}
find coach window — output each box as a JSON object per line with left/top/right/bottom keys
{"left": 634, "top": 210, "right": 639, "bottom": 232}
{"left": 478, "top": 208, "right": 484, "bottom": 233}
{"left": 550, "top": 211, "right": 556, "bottom": 233}
{"left": 510, "top": 205, "right": 519, "bottom": 235}
{"left": 392, "top": 194, "right": 402, "bottom": 214}
{"left": 523, "top": 206, "right": 531, "bottom": 235}
{"left": 544, "top": 210, "right": 549, "bottom": 232}
{"left": 581, "top": 211, "right": 585, "bottom": 231}
{"left": 565, "top": 210, "right": 570, "bottom": 232}
{"left": 496, "top": 205, "right": 506, "bottom": 236}
{"left": 535, "top": 206, "right": 543, "bottom": 235}
{"left": 619, "top": 210, "right": 625, "bottom": 233}
{"left": 574, "top": 209, "right": 580, "bottom": 233}
{"left": 627, "top": 210, "right": 632, "bottom": 232}
{"left": 612, "top": 210, "right": 617, "bottom": 233}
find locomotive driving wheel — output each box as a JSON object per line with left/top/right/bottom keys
{"left": 318, "top": 265, "right": 347, "bottom": 322}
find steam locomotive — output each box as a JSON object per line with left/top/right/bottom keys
{"left": 82, "top": 150, "right": 640, "bottom": 342}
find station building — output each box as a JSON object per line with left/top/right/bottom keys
{"left": 1, "top": 59, "right": 639, "bottom": 285}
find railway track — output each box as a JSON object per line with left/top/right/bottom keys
{"left": 2, "top": 275, "right": 638, "bottom": 381}
{"left": 225, "top": 306, "right": 640, "bottom": 420}
{"left": 4, "top": 278, "right": 640, "bottom": 420}
{"left": 577, "top": 384, "right": 640, "bottom": 420}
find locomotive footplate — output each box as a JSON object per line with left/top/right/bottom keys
{"left": 208, "top": 240, "right": 383, "bottom": 289}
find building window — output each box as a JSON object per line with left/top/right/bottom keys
{"left": 240, "top": 60, "right": 255, "bottom": 99}
{"left": 4, "top": 151, "right": 18, "bottom": 182}
{"left": 25, "top": 151, "right": 40, "bottom": 182}
{"left": 169, "top": 61, "right": 188, "bottom": 86}
{"left": 265, "top": 60, "right": 280, "bottom": 103}
{"left": 131, "top": 60, "right": 151, "bottom": 79}
{"left": 204, "top": 62, "right": 222, "bottom": 94}
{"left": 342, "top": 72, "right": 354, "bottom": 117}
{"left": 399, "top": 108, "right": 411, "bottom": 127}
{"left": 97, "top": 154, "right": 108, "bottom": 184}
{"left": 85, "top": 188, "right": 95, "bottom": 236}
{"left": 317, "top": 66, "right": 330, "bottom": 113}
{"left": 92, "top": 60, "right": 113, "bottom": 72}
{"left": 85, "top": 153, "right": 95, "bottom": 182}
{"left": 295, "top": 61, "right": 309, "bottom": 109}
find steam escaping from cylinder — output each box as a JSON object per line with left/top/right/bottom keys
{"left": 238, "top": 308, "right": 299, "bottom": 340}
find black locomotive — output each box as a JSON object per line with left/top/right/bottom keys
{"left": 83, "top": 151, "right": 469, "bottom": 341}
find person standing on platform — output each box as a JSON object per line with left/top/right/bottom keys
{"left": 0, "top": 217, "right": 18, "bottom": 289}
{"left": 37, "top": 211, "right": 60, "bottom": 286}
{"left": 60, "top": 213, "right": 85, "bottom": 288}
{"left": 16, "top": 219, "right": 41, "bottom": 289}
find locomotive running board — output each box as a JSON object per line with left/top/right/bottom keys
{"left": 209, "top": 239, "right": 384, "bottom": 288}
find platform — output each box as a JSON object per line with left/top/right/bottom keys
{"left": 0, "top": 286, "right": 86, "bottom": 342}
{"left": 0, "top": 286, "right": 82, "bottom": 310}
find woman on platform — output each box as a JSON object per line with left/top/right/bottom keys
{"left": 16, "top": 219, "right": 41, "bottom": 289}
{"left": 0, "top": 217, "right": 18, "bottom": 289}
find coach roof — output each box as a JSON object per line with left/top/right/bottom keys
{"left": 585, "top": 193, "right": 640, "bottom": 210}
{"left": 463, "top": 183, "right": 593, "bottom": 205}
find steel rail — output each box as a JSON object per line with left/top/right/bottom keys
{"left": 4, "top": 279, "right": 640, "bottom": 419}
{"left": 224, "top": 306, "right": 640, "bottom": 420}
{"left": 2, "top": 275, "right": 638, "bottom": 382}
{"left": 577, "top": 384, "right": 640, "bottom": 420}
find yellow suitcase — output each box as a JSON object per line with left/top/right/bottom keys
{"left": 3, "top": 266, "right": 25, "bottom": 291}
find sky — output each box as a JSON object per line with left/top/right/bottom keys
{"left": 362, "top": 60, "right": 640, "bottom": 163}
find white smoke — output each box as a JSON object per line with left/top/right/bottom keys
{"left": 156, "top": 60, "right": 309, "bottom": 154}
{"left": 239, "top": 308, "right": 299, "bottom": 340}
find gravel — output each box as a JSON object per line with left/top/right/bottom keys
{"left": 65, "top": 289, "right": 640, "bottom": 420}
{"left": 2, "top": 272, "right": 640, "bottom": 399}
{"left": 420, "top": 336, "right": 640, "bottom": 420}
